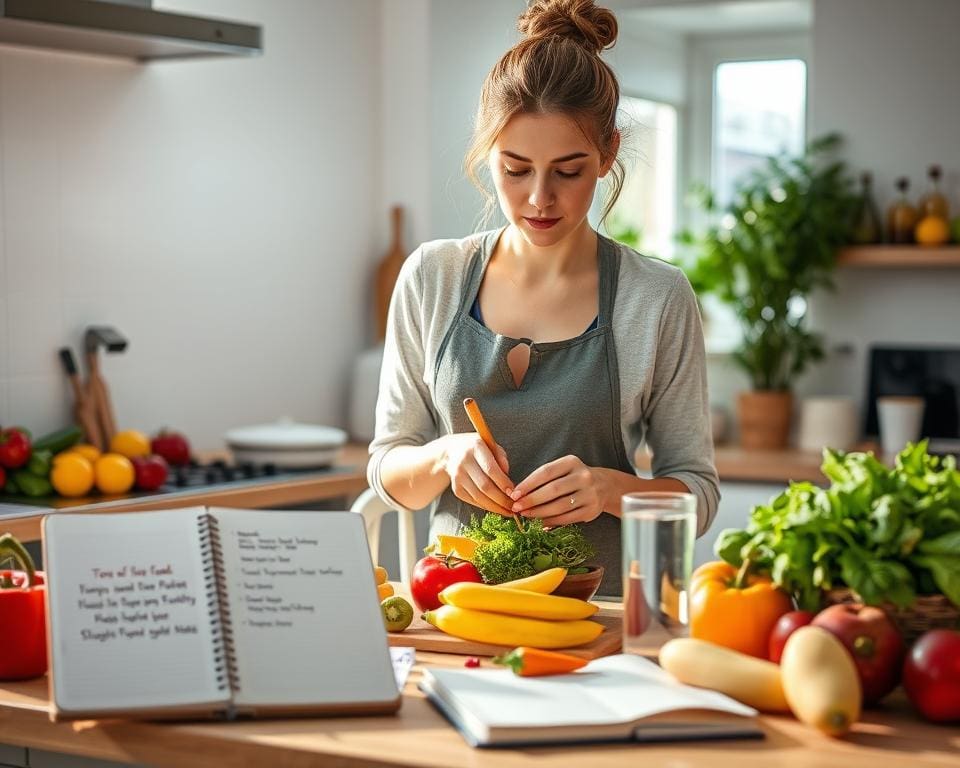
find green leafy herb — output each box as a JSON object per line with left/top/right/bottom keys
{"left": 715, "top": 441, "right": 960, "bottom": 611}
{"left": 459, "top": 514, "right": 595, "bottom": 584}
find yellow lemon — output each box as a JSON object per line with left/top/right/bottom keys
{"left": 50, "top": 453, "right": 95, "bottom": 498}
{"left": 67, "top": 443, "right": 102, "bottom": 463}
{"left": 94, "top": 453, "right": 136, "bottom": 494}
{"left": 915, "top": 215, "right": 950, "bottom": 246}
{"left": 109, "top": 429, "right": 151, "bottom": 458}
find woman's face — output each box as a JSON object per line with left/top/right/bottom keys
{"left": 489, "top": 112, "right": 614, "bottom": 248}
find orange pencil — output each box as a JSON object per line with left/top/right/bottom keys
{"left": 462, "top": 397, "right": 523, "bottom": 531}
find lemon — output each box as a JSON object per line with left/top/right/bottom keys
{"left": 915, "top": 215, "right": 950, "bottom": 246}
{"left": 109, "top": 430, "right": 151, "bottom": 459}
{"left": 94, "top": 453, "right": 135, "bottom": 494}
{"left": 50, "top": 453, "right": 95, "bottom": 497}
{"left": 381, "top": 596, "right": 414, "bottom": 632}
{"left": 68, "top": 443, "right": 102, "bottom": 463}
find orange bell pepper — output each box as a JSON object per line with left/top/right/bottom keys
{"left": 689, "top": 560, "right": 793, "bottom": 659}
{"left": 0, "top": 533, "right": 48, "bottom": 680}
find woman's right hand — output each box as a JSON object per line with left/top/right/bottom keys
{"left": 439, "top": 433, "right": 515, "bottom": 516}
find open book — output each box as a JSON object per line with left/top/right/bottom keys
{"left": 420, "top": 654, "right": 762, "bottom": 747}
{"left": 42, "top": 507, "right": 400, "bottom": 721}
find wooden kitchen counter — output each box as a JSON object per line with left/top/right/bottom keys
{"left": 2, "top": 444, "right": 371, "bottom": 543}
{"left": 636, "top": 444, "right": 834, "bottom": 485}
{"left": 0, "top": 638, "right": 956, "bottom": 768}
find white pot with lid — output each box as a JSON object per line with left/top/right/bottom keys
{"left": 224, "top": 418, "right": 348, "bottom": 468}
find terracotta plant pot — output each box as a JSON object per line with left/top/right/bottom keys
{"left": 551, "top": 566, "right": 604, "bottom": 602}
{"left": 737, "top": 390, "right": 793, "bottom": 450}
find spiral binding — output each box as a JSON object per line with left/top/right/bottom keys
{"left": 198, "top": 513, "right": 240, "bottom": 695}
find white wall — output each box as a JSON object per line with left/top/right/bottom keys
{"left": 0, "top": 0, "right": 382, "bottom": 450}
{"left": 797, "top": 0, "right": 960, "bottom": 424}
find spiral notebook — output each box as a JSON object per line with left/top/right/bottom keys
{"left": 42, "top": 508, "right": 401, "bottom": 721}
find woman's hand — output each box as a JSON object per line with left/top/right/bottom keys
{"left": 510, "top": 455, "right": 608, "bottom": 526}
{"left": 440, "top": 433, "right": 515, "bottom": 517}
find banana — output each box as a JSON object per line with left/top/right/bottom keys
{"left": 440, "top": 581, "right": 597, "bottom": 620}
{"left": 423, "top": 605, "right": 604, "bottom": 648}
{"left": 496, "top": 567, "right": 567, "bottom": 594}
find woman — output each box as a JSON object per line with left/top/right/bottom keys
{"left": 367, "top": 0, "right": 718, "bottom": 596}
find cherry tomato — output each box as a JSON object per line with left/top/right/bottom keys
{"left": 768, "top": 609, "right": 816, "bottom": 663}
{"left": 410, "top": 555, "right": 483, "bottom": 612}
{"left": 0, "top": 428, "right": 31, "bottom": 469}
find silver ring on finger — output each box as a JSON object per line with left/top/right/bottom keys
{"left": 569, "top": 496, "right": 576, "bottom": 507}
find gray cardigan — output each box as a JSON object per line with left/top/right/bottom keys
{"left": 367, "top": 231, "right": 719, "bottom": 536}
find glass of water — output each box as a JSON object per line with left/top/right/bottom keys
{"left": 621, "top": 492, "right": 697, "bottom": 653}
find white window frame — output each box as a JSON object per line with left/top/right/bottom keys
{"left": 684, "top": 32, "right": 811, "bottom": 353}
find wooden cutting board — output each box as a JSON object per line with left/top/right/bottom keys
{"left": 386, "top": 604, "right": 623, "bottom": 660}
{"left": 374, "top": 206, "right": 407, "bottom": 341}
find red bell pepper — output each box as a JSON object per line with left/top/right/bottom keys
{"left": 0, "top": 533, "right": 48, "bottom": 680}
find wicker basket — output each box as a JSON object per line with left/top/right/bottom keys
{"left": 823, "top": 588, "right": 960, "bottom": 645}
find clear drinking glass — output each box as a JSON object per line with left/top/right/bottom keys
{"left": 621, "top": 492, "right": 697, "bottom": 653}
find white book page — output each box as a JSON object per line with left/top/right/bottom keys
{"left": 44, "top": 509, "right": 226, "bottom": 714}
{"left": 211, "top": 509, "right": 397, "bottom": 707}
{"left": 426, "top": 654, "right": 756, "bottom": 728}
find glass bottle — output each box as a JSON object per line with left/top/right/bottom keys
{"left": 917, "top": 164, "right": 950, "bottom": 220}
{"left": 851, "top": 172, "right": 883, "bottom": 244}
{"left": 886, "top": 177, "right": 918, "bottom": 244}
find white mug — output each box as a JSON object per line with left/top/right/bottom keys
{"left": 877, "top": 396, "right": 925, "bottom": 457}
{"left": 798, "top": 397, "right": 858, "bottom": 452}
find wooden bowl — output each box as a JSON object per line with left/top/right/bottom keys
{"left": 552, "top": 566, "right": 604, "bottom": 601}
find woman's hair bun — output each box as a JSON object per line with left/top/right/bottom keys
{"left": 518, "top": 0, "right": 618, "bottom": 55}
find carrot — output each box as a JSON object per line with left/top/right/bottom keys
{"left": 491, "top": 647, "right": 588, "bottom": 677}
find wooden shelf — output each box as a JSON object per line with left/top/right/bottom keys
{"left": 838, "top": 245, "right": 960, "bottom": 268}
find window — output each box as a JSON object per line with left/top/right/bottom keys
{"left": 713, "top": 59, "right": 807, "bottom": 206}
{"left": 703, "top": 57, "right": 807, "bottom": 352}
{"left": 603, "top": 96, "right": 678, "bottom": 260}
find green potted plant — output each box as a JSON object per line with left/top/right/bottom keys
{"left": 679, "top": 133, "right": 857, "bottom": 449}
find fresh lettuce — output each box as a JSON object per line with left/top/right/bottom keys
{"left": 715, "top": 441, "right": 960, "bottom": 611}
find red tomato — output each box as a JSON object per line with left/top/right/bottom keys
{"left": 902, "top": 629, "right": 960, "bottom": 723}
{"left": 0, "top": 428, "right": 31, "bottom": 469}
{"left": 131, "top": 454, "right": 169, "bottom": 491}
{"left": 768, "top": 610, "right": 816, "bottom": 663}
{"left": 150, "top": 430, "right": 191, "bottom": 466}
{"left": 812, "top": 603, "right": 905, "bottom": 704}
{"left": 410, "top": 555, "right": 483, "bottom": 612}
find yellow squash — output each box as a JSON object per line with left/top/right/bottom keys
{"left": 439, "top": 581, "right": 596, "bottom": 620}
{"left": 659, "top": 637, "right": 790, "bottom": 713}
{"left": 497, "top": 567, "right": 567, "bottom": 594}
{"left": 780, "top": 626, "right": 861, "bottom": 736}
{"left": 423, "top": 605, "right": 603, "bottom": 648}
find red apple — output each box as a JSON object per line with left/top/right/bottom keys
{"left": 132, "top": 454, "right": 169, "bottom": 491}
{"left": 902, "top": 629, "right": 960, "bottom": 723}
{"left": 150, "top": 430, "right": 191, "bottom": 466}
{"left": 812, "top": 603, "right": 905, "bottom": 705}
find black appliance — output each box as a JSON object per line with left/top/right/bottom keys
{"left": 864, "top": 346, "right": 960, "bottom": 454}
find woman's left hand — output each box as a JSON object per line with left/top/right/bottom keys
{"left": 509, "top": 455, "right": 608, "bottom": 526}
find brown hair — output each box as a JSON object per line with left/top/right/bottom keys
{"left": 464, "top": 0, "right": 625, "bottom": 226}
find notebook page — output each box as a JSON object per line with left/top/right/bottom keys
{"left": 44, "top": 509, "right": 226, "bottom": 714}
{"left": 425, "top": 654, "right": 755, "bottom": 729}
{"left": 210, "top": 509, "right": 397, "bottom": 707}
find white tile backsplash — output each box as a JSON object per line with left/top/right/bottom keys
{"left": 0, "top": 0, "right": 383, "bottom": 449}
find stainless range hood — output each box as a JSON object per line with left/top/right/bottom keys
{"left": 0, "top": 0, "right": 262, "bottom": 61}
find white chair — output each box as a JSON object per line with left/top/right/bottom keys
{"left": 349, "top": 488, "right": 419, "bottom": 585}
